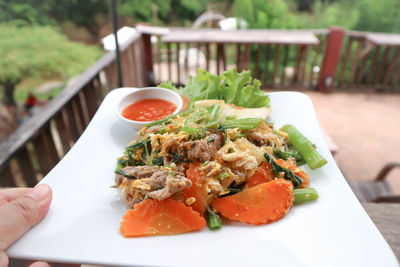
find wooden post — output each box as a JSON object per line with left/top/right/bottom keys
{"left": 142, "top": 34, "right": 154, "bottom": 85}
{"left": 318, "top": 27, "right": 345, "bottom": 92}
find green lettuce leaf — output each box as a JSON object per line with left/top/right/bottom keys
{"left": 158, "top": 68, "right": 270, "bottom": 108}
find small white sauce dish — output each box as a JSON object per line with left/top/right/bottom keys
{"left": 116, "top": 87, "right": 183, "bottom": 129}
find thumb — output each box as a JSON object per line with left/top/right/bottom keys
{"left": 0, "top": 184, "right": 52, "bottom": 251}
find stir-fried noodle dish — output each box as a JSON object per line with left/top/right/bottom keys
{"left": 113, "top": 69, "right": 326, "bottom": 237}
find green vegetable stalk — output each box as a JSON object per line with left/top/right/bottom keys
{"left": 209, "top": 103, "right": 220, "bottom": 121}
{"left": 145, "top": 109, "right": 194, "bottom": 128}
{"left": 280, "top": 124, "right": 327, "bottom": 170}
{"left": 225, "top": 118, "right": 263, "bottom": 130}
{"left": 205, "top": 209, "right": 222, "bottom": 230}
{"left": 294, "top": 188, "right": 319, "bottom": 204}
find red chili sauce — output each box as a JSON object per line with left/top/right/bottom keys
{"left": 122, "top": 98, "right": 177, "bottom": 122}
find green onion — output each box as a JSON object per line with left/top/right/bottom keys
{"left": 145, "top": 114, "right": 177, "bottom": 127}
{"left": 116, "top": 159, "right": 127, "bottom": 170}
{"left": 205, "top": 121, "right": 219, "bottom": 129}
{"left": 125, "top": 141, "right": 145, "bottom": 152}
{"left": 201, "top": 160, "right": 209, "bottom": 166}
{"left": 168, "top": 171, "right": 175, "bottom": 176}
{"left": 217, "top": 172, "right": 230, "bottom": 180}
{"left": 179, "top": 126, "right": 201, "bottom": 135}
{"left": 225, "top": 118, "right": 263, "bottom": 130}
{"left": 145, "top": 109, "right": 194, "bottom": 127}
{"left": 233, "top": 133, "right": 246, "bottom": 140}
{"left": 205, "top": 209, "right": 222, "bottom": 230}
{"left": 209, "top": 103, "right": 220, "bottom": 121}
{"left": 294, "top": 188, "right": 319, "bottom": 204}
{"left": 226, "top": 115, "right": 236, "bottom": 120}
{"left": 187, "top": 100, "right": 194, "bottom": 110}
{"left": 280, "top": 124, "right": 327, "bottom": 170}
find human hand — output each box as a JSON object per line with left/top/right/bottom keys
{"left": 0, "top": 184, "right": 52, "bottom": 267}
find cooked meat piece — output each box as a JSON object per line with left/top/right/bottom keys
{"left": 182, "top": 133, "right": 223, "bottom": 162}
{"left": 147, "top": 174, "right": 190, "bottom": 200}
{"left": 139, "top": 125, "right": 163, "bottom": 136}
{"left": 246, "top": 132, "right": 266, "bottom": 146}
{"left": 115, "top": 166, "right": 192, "bottom": 206}
{"left": 122, "top": 166, "right": 160, "bottom": 179}
{"left": 247, "top": 131, "right": 284, "bottom": 148}
{"left": 115, "top": 166, "right": 160, "bottom": 187}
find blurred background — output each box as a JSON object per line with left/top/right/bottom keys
{"left": 0, "top": 0, "right": 399, "bottom": 201}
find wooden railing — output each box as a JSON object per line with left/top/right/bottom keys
{"left": 138, "top": 26, "right": 328, "bottom": 89}
{"left": 334, "top": 31, "right": 400, "bottom": 90}
{"left": 1, "top": 26, "right": 400, "bottom": 187}
{"left": 138, "top": 26, "right": 400, "bottom": 92}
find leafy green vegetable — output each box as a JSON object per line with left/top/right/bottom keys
{"left": 159, "top": 68, "right": 270, "bottom": 108}
{"left": 151, "top": 157, "right": 164, "bottom": 166}
{"left": 273, "top": 148, "right": 306, "bottom": 166}
{"left": 264, "top": 153, "right": 302, "bottom": 189}
{"left": 221, "top": 68, "right": 270, "bottom": 108}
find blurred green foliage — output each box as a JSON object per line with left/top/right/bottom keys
{"left": 1, "top": 0, "right": 399, "bottom": 105}
{"left": 232, "top": 0, "right": 400, "bottom": 33}
{"left": 1, "top": 0, "right": 399, "bottom": 33}
{"left": 0, "top": 24, "right": 103, "bottom": 105}
{"left": 233, "top": 0, "right": 296, "bottom": 29}
{"left": 118, "top": 0, "right": 207, "bottom": 26}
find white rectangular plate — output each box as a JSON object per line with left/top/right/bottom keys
{"left": 8, "top": 89, "right": 398, "bottom": 267}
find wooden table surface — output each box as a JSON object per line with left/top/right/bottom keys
{"left": 363, "top": 203, "right": 400, "bottom": 261}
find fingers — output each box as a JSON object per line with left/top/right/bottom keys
{"left": 0, "top": 188, "right": 31, "bottom": 205}
{"left": 0, "top": 184, "right": 52, "bottom": 251}
{"left": 0, "top": 251, "right": 9, "bottom": 267}
{"left": 28, "top": 261, "right": 51, "bottom": 267}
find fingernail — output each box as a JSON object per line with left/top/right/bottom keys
{"left": 26, "top": 184, "right": 50, "bottom": 201}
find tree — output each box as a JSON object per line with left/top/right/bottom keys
{"left": 233, "top": 0, "right": 297, "bottom": 29}
{"left": 0, "top": 23, "right": 103, "bottom": 108}
{"left": 355, "top": 0, "right": 400, "bottom": 33}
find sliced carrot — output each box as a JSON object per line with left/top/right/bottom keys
{"left": 212, "top": 179, "right": 294, "bottom": 225}
{"left": 120, "top": 198, "right": 206, "bottom": 237}
{"left": 246, "top": 161, "right": 275, "bottom": 188}
{"left": 275, "top": 158, "right": 296, "bottom": 171}
{"left": 183, "top": 162, "right": 208, "bottom": 215}
{"left": 295, "top": 168, "right": 310, "bottom": 188}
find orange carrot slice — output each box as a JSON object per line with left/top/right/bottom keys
{"left": 246, "top": 161, "right": 275, "bottom": 188}
{"left": 295, "top": 168, "right": 310, "bottom": 188}
{"left": 275, "top": 158, "right": 296, "bottom": 170}
{"left": 184, "top": 162, "right": 208, "bottom": 215}
{"left": 212, "top": 179, "right": 294, "bottom": 225}
{"left": 120, "top": 198, "right": 206, "bottom": 237}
